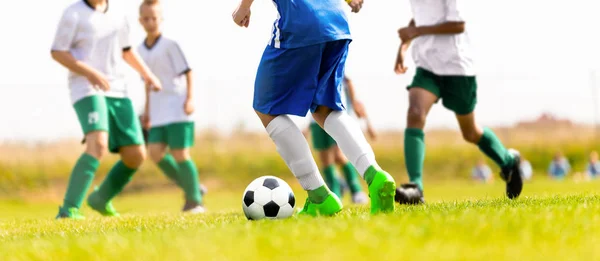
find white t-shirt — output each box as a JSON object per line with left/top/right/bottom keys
{"left": 51, "top": 0, "right": 131, "bottom": 104}
{"left": 409, "top": 0, "right": 475, "bottom": 76}
{"left": 137, "top": 35, "right": 192, "bottom": 127}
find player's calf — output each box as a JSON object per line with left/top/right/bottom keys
{"left": 313, "top": 108, "right": 396, "bottom": 214}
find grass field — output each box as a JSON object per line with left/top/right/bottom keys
{"left": 2, "top": 178, "right": 600, "bottom": 261}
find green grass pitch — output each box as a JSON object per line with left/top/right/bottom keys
{"left": 1, "top": 179, "right": 600, "bottom": 261}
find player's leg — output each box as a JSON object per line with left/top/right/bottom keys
{"left": 87, "top": 98, "right": 147, "bottom": 216}
{"left": 253, "top": 44, "right": 341, "bottom": 217}
{"left": 443, "top": 75, "right": 523, "bottom": 199}
{"left": 148, "top": 127, "right": 181, "bottom": 187}
{"left": 310, "top": 122, "right": 342, "bottom": 197}
{"left": 168, "top": 122, "right": 203, "bottom": 213}
{"left": 57, "top": 96, "right": 109, "bottom": 220}
{"left": 333, "top": 146, "right": 367, "bottom": 204}
{"left": 311, "top": 40, "right": 395, "bottom": 214}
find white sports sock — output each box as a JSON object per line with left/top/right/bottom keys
{"left": 266, "top": 115, "right": 325, "bottom": 191}
{"left": 323, "top": 111, "right": 379, "bottom": 176}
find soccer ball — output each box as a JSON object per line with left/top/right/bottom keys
{"left": 242, "top": 176, "right": 296, "bottom": 220}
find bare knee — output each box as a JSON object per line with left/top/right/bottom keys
{"left": 312, "top": 106, "right": 334, "bottom": 127}
{"left": 318, "top": 150, "right": 334, "bottom": 167}
{"left": 120, "top": 145, "right": 146, "bottom": 168}
{"left": 171, "top": 149, "right": 190, "bottom": 162}
{"left": 148, "top": 144, "right": 167, "bottom": 163}
{"left": 333, "top": 147, "right": 347, "bottom": 165}
{"left": 85, "top": 132, "right": 108, "bottom": 160}
{"left": 406, "top": 106, "right": 427, "bottom": 128}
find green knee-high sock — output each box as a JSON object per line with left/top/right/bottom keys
{"left": 178, "top": 160, "right": 202, "bottom": 204}
{"left": 96, "top": 161, "right": 137, "bottom": 202}
{"left": 323, "top": 165, "right": 341, "bottom": 197}
{"left": 63, "top": 153, "right": 100, "bottom": 209}
{"left": 341, "top": 162, "right": 362, "bottom": 193}
{"left": 477, "top": 127, "right": 515, "bottom": 168}
{"left": 157, "top": 154, "right": 181, "bottom": 187}
{"left": 404, "top": 128, "right": 425, "bottom": 191}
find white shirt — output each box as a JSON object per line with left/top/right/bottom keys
{"left": 137, "top": 35, "right": 192, "bottom": 127}
{"left": 409, "top": 0, "right": 475, "bottom": 76}
{"left": 51, "top": 0, "right": 131, "bottom": 104}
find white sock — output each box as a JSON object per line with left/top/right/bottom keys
{"left": 266, "top": 115, "right": 325, "bottom": 191}
{"left": 323, "top": 111, "right": 379, "bottom": 176}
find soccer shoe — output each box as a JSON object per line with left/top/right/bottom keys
{"left": 182, "top": 201, "right": 206, "bottom": 214}
{"left": 200, "top": 184, "right": 208, "bottom": 196}
{"left": 297, "top": 193, "right": 343, "bottom": 217}
{"left": 55, "top": 207, "right": 85, "bottom": 220}
{"left": 87, "top": 190, "right": 120, "bottom": 217}
{"left": 367, "top": 168, "right": 396, "bottom": 214}
{"left": 500, "top": 149, "right": 524, "bottom": 199}
{"left": 351, "top": 191, "right": 369, "bottom": 205}
{"left": 395, "top": 183, "right": 425, "bottom": 205}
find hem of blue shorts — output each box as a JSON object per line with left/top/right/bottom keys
{"left": 273, "top": 35, "right": 352, "bottom": 49}
{"left": 253, "top": 105, "right": 309, "bottom": 117}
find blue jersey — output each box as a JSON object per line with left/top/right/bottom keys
{"left": 269, "top": 0, "right": 352, "bottom": 49}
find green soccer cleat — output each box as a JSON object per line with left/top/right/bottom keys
{"left": 297, "top": 193, "right": 343, "bottom": 217}
{"left": 87, "top": 189, "right": 120, "bottom": 217}
{"left": 366, "top": 167, "right": 396, "bottom": 214}
{"left": 56, "top": 206, "right": 86, "bottom": 220}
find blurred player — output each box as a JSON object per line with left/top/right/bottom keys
{"left": 51, "top": 0, "right": 162, "bottom": 219}
{"left": 137, "top": 0, "right": 204, "bottom": 214}
{"left": 232, "top": 0, "right": 396, "bottom": 216}
{"left": 305, "top": 76, "right": 372, "bottom": 204}
{"left": 394, "top": 0, "right": 523, "bottom": 203}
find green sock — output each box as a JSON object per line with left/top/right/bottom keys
{"left": 341, "top": 162, "right": 362, "bottom": 193}
{"left": 307, "top": 185, "right": 330, "bottom": 204}
{"left": 404, "top": 128, "right": 425, "bottom": 190}
{"left": 178, "top": 160, "right": 202, "bottom": 204}
{"left": 63, "top": 153, "right": 99, "bottom": 209}
{"left": 323, "top": 165, "right": 341, "bottom": 197}
{"left": 96, "top": 161, "right": 137, "bottom": 202}
{"left": 477, "top": 127, "right": 515, "bottom": 168}
{"left": 157, "top": 154, "right": 181, "bottom": 187}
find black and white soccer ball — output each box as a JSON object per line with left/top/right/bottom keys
{"left": 242, "top": 176, "right": 295, "bottom": 220}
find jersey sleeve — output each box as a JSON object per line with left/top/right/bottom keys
{"left": 167, "top": 42, "right": 191, "bottom": 75}
{"left": 51, "top": 9, "right": 78, "bottom": 51}
{"left": 119, "top": 16, "right": 132, "bottom": 51}
{"left": 444, "top": 0, "right": 464, "bottom": 22}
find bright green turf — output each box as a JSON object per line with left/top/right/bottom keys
{"left": 1, "top": 179, "right": 600, "bottom": 261}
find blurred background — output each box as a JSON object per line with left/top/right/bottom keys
{"left": 1, "top": 0, "right": 600, "bottom": 198}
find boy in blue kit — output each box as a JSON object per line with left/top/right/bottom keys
{"left": 232, "top": 0, "right": 396, "bottom": 216}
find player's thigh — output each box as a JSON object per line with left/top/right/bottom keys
{"left": 73, "top": 95, "right": 109, "bottom": 136}
{"left": 440, "top": 75, "right": 478, "bottom": 115}
{"left": 407, "top": 68, "right": 441, "bottom": 110}
{"left": 310, "top": 122, "right": 337, "bottom": 151}
{"left": 106, "top": 97, "right": 145, "bottom": 154}
{"left": 312, "top": 40, "right": 351, "bottom": 115}
{"left": 166, "top": 122, "right": 195, "bottom": 151}
{"left": 253, "top": 44, "right": 323, "bottom": 117}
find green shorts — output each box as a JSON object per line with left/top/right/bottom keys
{"left": 310, "top": 122, "right": 336, "bottom": 151}
{"left": 148, "top": 122, "right": 195, "bottom": 149}
{"left": 73, "top": 95, "right": 145, "bottom": 153}
{"left": 407, "top": 67, "right": 478, "bottom": 115}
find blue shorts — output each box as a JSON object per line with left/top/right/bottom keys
{"left": 253, "top": 40, "right": 351, "bottom": 117}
